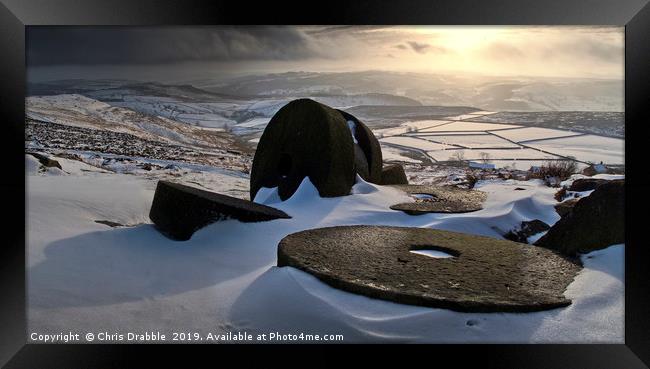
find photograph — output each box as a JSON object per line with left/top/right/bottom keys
{"left": 23, "top": 25, "right": 627, "bottom": 344}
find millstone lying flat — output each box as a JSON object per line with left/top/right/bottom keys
{"left": 389, "top": 184, "right": 486, "bottom": 214}
{"left": 278, "top": 226, "right": 582, "bottom": 312}
{"left": 150, "top": 181, "right": 290, "bottom": 241}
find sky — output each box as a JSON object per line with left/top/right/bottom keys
{"left": 27, "top": 26, "right": 624, "bottom": 83}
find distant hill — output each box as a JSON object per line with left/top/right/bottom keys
{"left": 28, "top": 80, "right": 245, "bottom": 102}
{"left": 197, "top": 71, "right": 624, "bottom": 112}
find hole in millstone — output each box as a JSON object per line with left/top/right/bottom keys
{"left": 409, "top": 245, "right": 460, "bottom": 259}
{"left": 411, "top": 193, "right": 441, "bottom": 203}
{"left": 278, "top": 153, "right": 292, "bottom": 178}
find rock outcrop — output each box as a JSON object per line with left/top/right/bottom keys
{"left": 554, "top": 198, "right": 581, "bottom": 218}
{"left": 28, "top": 152, "right": 62, "bottom": 170}
{"left": 568, "top": 178, "right": 608, "bottom": 192}
{"left": 504, "top": 219, "right": 551, "bottom": 243}
{"left": 535, "top": 179, "right": 624, "bottom": 255}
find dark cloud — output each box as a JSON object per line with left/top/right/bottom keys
{"left": 27, "top": 26, "right": 322, "bottom": 66}
{"left": 407, "top": 41, "right": 431, "bottom": 54}
{"left": 305, "top": 25, "right": 385, "bottom": 36}
{"left": 394, "top": 41, "right": 445, "bottom": 54}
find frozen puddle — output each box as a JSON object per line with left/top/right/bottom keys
{"left": 410, "top": 249, "right": 456, "bottom": 259}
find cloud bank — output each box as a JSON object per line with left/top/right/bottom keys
{"left": 27, "top": 26, "right": 624, "bottom": 80}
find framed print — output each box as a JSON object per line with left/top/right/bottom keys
{"left": 1, "top": 0, "right": 649, "bottom": 367}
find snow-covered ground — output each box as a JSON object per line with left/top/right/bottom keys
{"left": 376, "top": 113, "right": 624, "bottom": 169}
{"left": 27, "top": 159, "right": 624, "bottom": 343}
{"left": 26, "top": 95, "right": 242, "bottom": 152}
{"left": 25, "top": 83, "right": 625, "bottom": 343}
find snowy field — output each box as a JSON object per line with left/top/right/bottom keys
{"left": 377, "top": 113, "right": 624, "bottom": 169}
{"left": 26, "top": 93, "right": 625, "bottom": 171}
{"left": 524, "top": 135, "right": 625, "bottom": 165}
{"left": 415, "top": 134, "right": 522, "bottom": 149}
{"left": 27, "top": 158, "right": 624, "bottom": 343}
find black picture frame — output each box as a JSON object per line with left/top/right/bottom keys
{"left": 1, "top": 0, "right": 649, "bottom": 367}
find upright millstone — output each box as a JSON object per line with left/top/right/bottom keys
{"left": 338, "top": 109, "right": 383, "bottom": 184}
{"left": 250, "top": 99, "right": 357, "bottom": 201}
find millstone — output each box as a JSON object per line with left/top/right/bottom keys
{"left": 338, "top": 109, "right": 383, "bottom": 184}
{"left": 150, "top": 181, "right": 290, "bottom": 241}
{"left": 389, "top": 184, "right": 486, "bottom": 214}
{"left": 353, "top": 145, "right": 370, "bottom": 181}
{"left": 249, "top": 99, "right": 356, "bottom": 201}
{"left": 278, "top": 226, "right": 582, "bottom": 312}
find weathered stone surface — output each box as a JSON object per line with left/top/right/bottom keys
{"left": 278, "top": 225, "right": 582, "bottom": 312}
{"left": 150, "top": 181, "right": 290, "bottom": 241}
{"left": 28, "top": 152, "right": 62, "bottom": 170}
{"left": 504, "top": 219, "right": 551, "bottom": 243}
{"left": 250, "top": 99, "right": 356, "bottom": 201}
{"left": 554, "top": 198, "right": 580, "bottom": 218}
{"left": 389, "top": 184, "right": 486, "bottom": 214}
{"left": 338, "top": 109, "right": 383, "bottom": 184}
{"left": 380, "top": 164, "right": 408, "bottom": 185}
{"left": 568, "top": 178, "right": 608, "bottom": 192}
{"left": 535, "top": 180, "right": 624, "bottom": 255}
